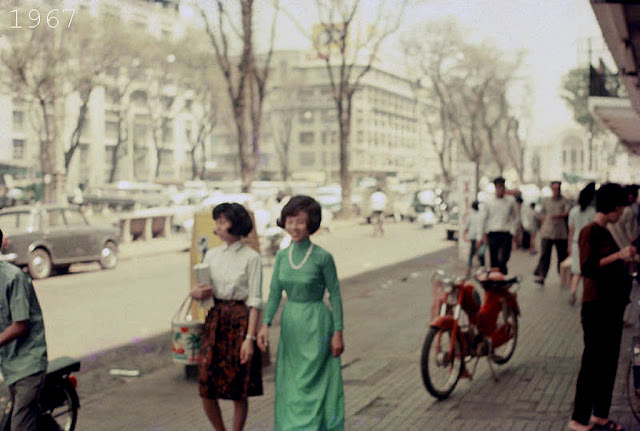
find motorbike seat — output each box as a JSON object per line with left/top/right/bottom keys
{"left": 46, "top": 356, "right": 81, "bottom": 379}
{"left": 477, "top": 276, "right": 519, "bottom": 289}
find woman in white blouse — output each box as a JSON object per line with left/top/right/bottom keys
{"left": 190, "top": 203, "right": 263, "bottom": 431}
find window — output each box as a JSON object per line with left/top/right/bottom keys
{"left": 299, "top": 132, "right": 314, "bottom": 146}
{"left": 44, "top": 210, "right": 64, "bottom": 228}
{"left": 299, "top": 152, "right": 315, "bottom": 166}
{"left": 299, "top": 88, "right": 313, "bottom": 99}
{"left": 105, "top": 146, "right": 116, "bottom": 164}
{"left": 12, "top": 139, "right": 25, "bottom": 160}
{"left": 12, "top": 111, "right": 24, "bottom": 131}
{"left": 106, "top": 121, "right": 119, "bottom": 140}
{"left": 80, "top": 144, "right": 89, "bottom": 165}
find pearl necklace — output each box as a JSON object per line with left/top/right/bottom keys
{"left": 288, "top": 243, "right": 314, "bottom": 270}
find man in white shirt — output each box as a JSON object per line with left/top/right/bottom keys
{"left": 370, "top": 188, "right": 388, "bottom": 236}
{"left": 481, "top": 177, "right": 518, "bottom": 275}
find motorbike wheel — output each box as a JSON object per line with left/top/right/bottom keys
{"left": 39, "top": 379, "right": 79, "bottom": 431}
{"left": 420, "top": 326, "right": 463, "bottom": 400}
{"left": 491, "top": 306, "right": 519, "bottom": 365}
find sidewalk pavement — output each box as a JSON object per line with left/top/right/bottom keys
{"left": 72, "top": 234, "right": 640, "bottom": 431}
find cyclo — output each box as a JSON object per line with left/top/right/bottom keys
{"left": 420, "top": 269, "right": 521, "bottom": 399}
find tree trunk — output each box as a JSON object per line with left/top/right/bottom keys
{"left": 337, "top": 97, "right": 355, "bottom": 217}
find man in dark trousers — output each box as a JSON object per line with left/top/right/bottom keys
{"left": 0, "top": 228, "right": 48, "bottom": 430}
{"left": 533, "top": 181, "right": 572, "bottom": 285}
{"left": 481, "top": 177, "right": 518, "bottom": 275}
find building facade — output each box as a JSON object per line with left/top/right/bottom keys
{"left": 207, "top": 50, "right": 439, "bottom": 186}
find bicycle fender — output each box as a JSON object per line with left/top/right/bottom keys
{"left": 430, "top": 316, "right": 455, "bottom": 330}
{"left": 506, "top": 293, "right": 520, "bottom": 315}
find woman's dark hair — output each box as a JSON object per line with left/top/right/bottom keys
{"left": 578, "top": 182, "right": 596, "bottom": 212}
{"left": 595, "top": 183, "right": 627, "bottom": 214}
{"left": 277, "top": 195, "right": 322, "bottom": 234}
{"left": 471, "top": 201, "right": 479, "bottom": 211}
{"left": 212, "top": 202, "right": 253, "bottom": 237}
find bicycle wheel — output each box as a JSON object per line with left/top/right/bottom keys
{"left": 491, "top": 306, "right": 518, "bottom": 365}
{"left": 626, "top": 360, "right": 640, "bottom": 425}
{"left": 39, "top": 379, "right": 79, "bottom": 431}
{"left": 420, "top": 326, "right": 463, "bottom": 400}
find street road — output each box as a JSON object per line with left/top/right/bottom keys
{"left": 34, "top": 252, "right": 190, "bottom": 359}
{"left": 33, "top": 222, "right": 452, "bottom": 360}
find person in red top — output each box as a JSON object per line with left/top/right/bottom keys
{"left": 569, "top": 183, "right": 637, "bottom": 431}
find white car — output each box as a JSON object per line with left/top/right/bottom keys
{"left": 417, "top": 207, "right": 437, "bottom": 228}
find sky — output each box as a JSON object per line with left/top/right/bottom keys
{"left": 269, "top": 0, "right": 609, "bottom": 145}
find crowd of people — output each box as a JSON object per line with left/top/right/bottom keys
{"left": 460, "top": 177, "right": 639, "bottom": 431}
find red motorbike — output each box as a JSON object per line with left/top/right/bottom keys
{"left": 420, "top": 269, "right": 521, "bottom": 399}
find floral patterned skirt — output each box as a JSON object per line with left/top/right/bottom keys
{"left": 198, "top": 300, "right": 263, "bottom": 400}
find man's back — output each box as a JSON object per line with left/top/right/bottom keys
{"left": 0, "top": 262, "right": 47, "bottom": 386}
{"left": 370, "top": 191, "right": 387, "bottom": 212}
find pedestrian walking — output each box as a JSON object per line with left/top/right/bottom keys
{"left": 463, "top": 201, "right": 485, "bottom": 276}
{"left": 191, "top": 203, "right": 264, "bottom": 431}
{"left": 481, "top": 177, "right": 518, "bottom": 275}
{"left": 0, "top": 228, "right": 48, "bottom": 431}
{"left": 533, "top": 181, "right": 572, "bottom": 285}
{"left": 257, "top": 195, "right": 345, "bottom": 431}
{"left": 569, "top": 183, "right": 636, "bottom": 431}
{"left": 369, "top": 187, "right": 388, "bottom": 236}
{"left": 567, "top": 183, "right": 596, "bottom": 305}
{"left": 521, "top": 201, "right": 537, "bottom": 254}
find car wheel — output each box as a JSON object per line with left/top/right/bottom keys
{"left": 99, "top": 241, "right": 118, "bottom": 270}
{"left": 28, "top": 249, "right": 52, "bottom": 280}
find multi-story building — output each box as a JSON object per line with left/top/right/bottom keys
{"left": 1, "top": 6, "right": 439, "bottom": 193}
{"left": 0, "top": 0, "right": 199, "bottom": 192}
{"left": 208, "top": 50, "right": 439, "bottom": 186}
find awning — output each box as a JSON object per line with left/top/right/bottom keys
{"left": 591, "top": 1, "right": 640, "bottom": 114}
{"left": 589, "top": 96, "right": 640, "bottom": 155}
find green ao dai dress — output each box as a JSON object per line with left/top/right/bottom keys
{"left": 263, "top": 238, "right": 345, "bottom": 431}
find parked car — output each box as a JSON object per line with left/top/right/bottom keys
{"left": 417, "top": 205, "right": 438, "bottom": 228}
{"left": 0, "top": 205, "right": 119, "bottom": 279}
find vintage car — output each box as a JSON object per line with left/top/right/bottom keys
{"left": 0, "top": 205, "right": 119, "bottom": 279}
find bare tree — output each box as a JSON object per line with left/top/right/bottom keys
{"left": 0, "top": 23, "right": 69, "bottom": 203}
{"left": 199, "top": 0, "right": 279, "bottom": 192}
{"left": 176, "top": 36, "right": 222, "bottom": 180}
{"left": 402, "top": 19, "right": 463, "bottom": 187}
{"left": 284, "top": 0, "right": 409, "bottom": 215}
{"left": 504, "top": 117, "right": 525, "bottom": 183}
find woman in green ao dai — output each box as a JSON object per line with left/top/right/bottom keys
{"left": 257, "top": 195, "right": 345, "bottom": 431}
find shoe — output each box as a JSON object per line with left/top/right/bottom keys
{"left": 534, "top": 277, "right": 544, "bottom": 285}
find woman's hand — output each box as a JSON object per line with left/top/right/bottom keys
{"left": 240, "top": 339, "right": 254, "bottom": 364}
{"left": 257, "top": 324, "right": 269, "bottom": 352}
{"left": 190, "top": 283, "right": 214, "bottom": 300}
{"left": 331, "top": 331, "right": 344, "bottom": 357}
{"left": 619, "top": 245, "right": 638, "bottom": 261}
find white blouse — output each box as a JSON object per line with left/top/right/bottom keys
{"left": 202, "top": 241, "right": 262, "bottom": 309}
